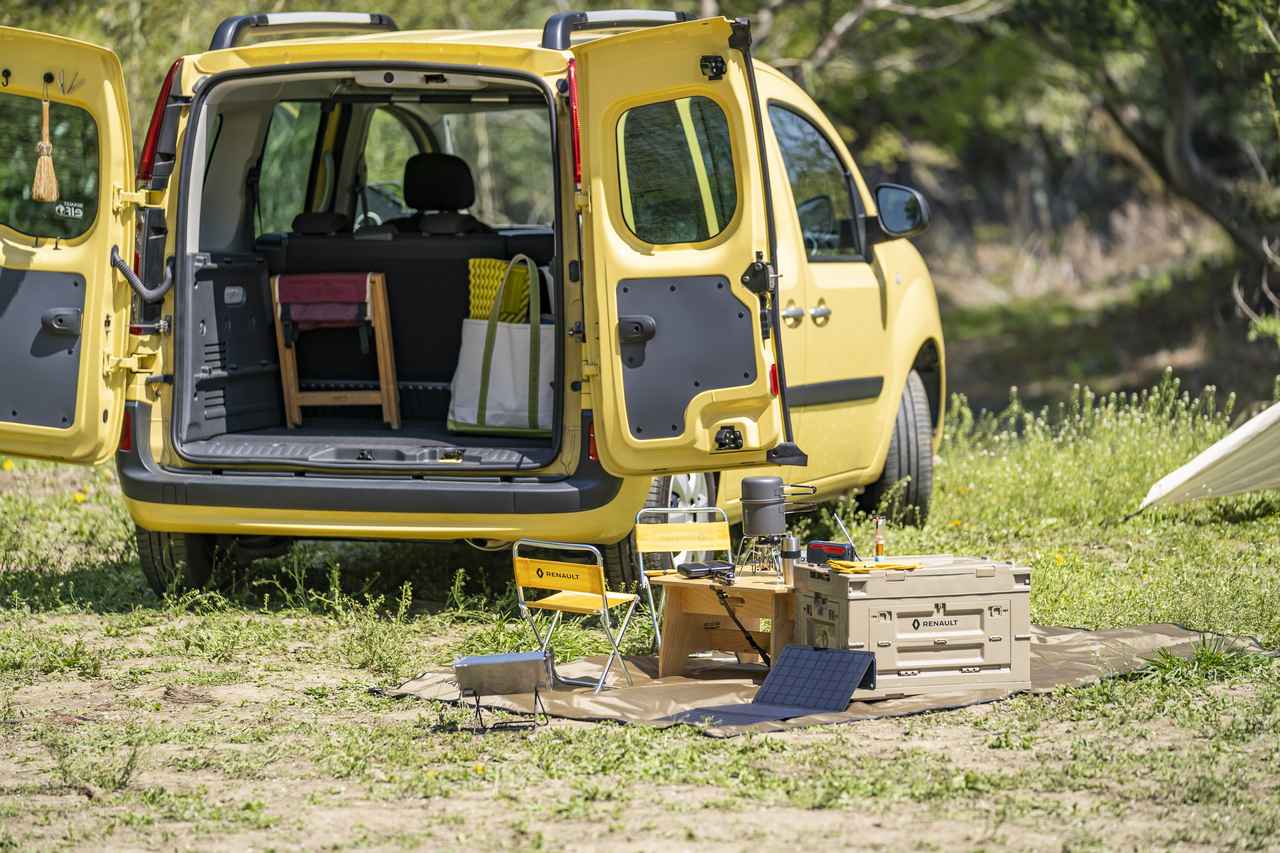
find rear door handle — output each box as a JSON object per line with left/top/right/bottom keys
{"left": 41, "top": 307, "right": 82, "bottom": 336}
{"left": 618, "top": 315, "right": 657, "bottom": 344}
{"left": 780, "top": 306, "right": 804, "bottom": 320}
{"left": 809, "top": 305, "right": 832, "bottom": 320}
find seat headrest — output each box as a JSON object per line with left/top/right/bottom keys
{"left": 404, "top": 153, "right": 475, "bottom": 212}
{"left": 292, "top": 211, "right": 350, "bottom": 235}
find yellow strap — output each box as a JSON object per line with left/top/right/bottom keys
{"left": 828, "top": 560, "right": 923, "bottom": 574}
{"left": 616, "top": 110, "right": 635, "bottom": 229}
{"left": 676, "top": 97, "right": 720, "bottom": 238}
{"left": 634, "top": 521, "right": 731, "bottom": 554}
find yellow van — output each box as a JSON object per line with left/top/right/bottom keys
{"left": 0, "top": 11, "right": 943, "bottom": 593}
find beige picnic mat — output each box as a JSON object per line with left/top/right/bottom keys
{"left": 388, "top": 624, "right": 1268, "bottom": 737}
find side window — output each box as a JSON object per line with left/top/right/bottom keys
{"left": 257, "top": 102, "right": 322, "bottom": 235}
{"left": 360, "top": 108, "right": 421, "bottom": 226}
{"left": 617, "top": 95, "right": 737, "bottom": 245}
{"left": 0, "top": 90, "right": 98, "bottom": 239}
{"left": 767, "top": 105, "right": 860, "bottom": 259}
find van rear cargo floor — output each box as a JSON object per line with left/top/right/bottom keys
{"left": 181, "top": 417, "right": 552, "bottom": 470}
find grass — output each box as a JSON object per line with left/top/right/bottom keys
{"left": 0, "top": 372, "right": 1278, "bottom": 849}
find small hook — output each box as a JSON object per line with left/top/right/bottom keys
{"left": 42, "top": 71, "right": 53, "bottom": 99}
{"left": 1, "top": 69, "right": 10, "bottom": 88}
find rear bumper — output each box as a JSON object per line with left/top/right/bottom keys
{"left": 117, "top": 403, "right": 641, "bottom": 541}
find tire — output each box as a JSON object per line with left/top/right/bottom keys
{"left": 601, "top": 472, "right": 717, "bottom": 588}
{"left": 135, "top": 527, "right": 219, "bottom": 597}
{"left": 858, "top": 369, "right": 934, "bottom": 525}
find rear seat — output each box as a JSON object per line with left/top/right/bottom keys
{"left": 270, "top": 157, "right": 554, "bottom": 408}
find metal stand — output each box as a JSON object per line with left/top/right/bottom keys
{"left": 462, "top": 686, "right": 549, "bottom": 733}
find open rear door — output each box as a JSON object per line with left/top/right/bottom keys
{"left": 0, "top": 27, "right": 133, "bottom": 464}
{"left": 575, "top": 16, "right": 802, "bottom": 476}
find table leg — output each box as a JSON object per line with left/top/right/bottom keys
{"left": 658, "top": 588, "right": 695, "bottom": 679}
{"left": 770, "top": 593, "right": 794, "bottom": 663}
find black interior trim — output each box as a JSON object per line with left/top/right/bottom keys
{"left": 788, "top": 376, "right": 883, "bottom": 407}
{"left": 172, "top": 60, "right": 565, "bottom": 475}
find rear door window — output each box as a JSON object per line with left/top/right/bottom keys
{"left": 256, "top": 102, "right": 321, "bottom": 235}
{"left": 0, "top": 90, "right": 99, "bottom": 240}
{"left": 616, "top": 95, "right": 737, "bottom": 245}
{"left": 437, "top": 106, "right": 554, "bottom": 226}
{"left": 768, "top": 104, "right": 861, "bottom": 259}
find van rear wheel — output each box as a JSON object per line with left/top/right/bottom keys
{"left": 135, "top": 527, "right": 218, "bottom": 597}
{"left": 857, "top": 369, "right": 934, "bottom": 525}
{"left": 601, "top": 472, "right": 717, "bottom": 588}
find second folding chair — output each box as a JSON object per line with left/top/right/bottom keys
{"left": 512, "top": 539, "right": 639, "bottom": 693}
{"left": 632, "top": 506, "right": 734, "bottom": 649}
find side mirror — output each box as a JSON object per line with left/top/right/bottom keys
{"left": 873, "top": 183, "right": 930, "bottom": 240}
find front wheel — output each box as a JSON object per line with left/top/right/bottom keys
{"left": 858, "top": 369, "right": 934, "bottom": 525}
{"left": 601, "top": 472, "right": 717, "bottom": 588}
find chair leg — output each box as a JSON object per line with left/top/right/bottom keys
{"left": 643, "top": 579, "right": 662, "bottom": 651}
{"left": 596, "top": 599, "right": 637, "bottom": 693}
{"left": 369, "top": 275, "right": 400, "bottom": 430}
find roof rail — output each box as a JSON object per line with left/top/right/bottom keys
{"left": 209, "top": 12, "right": 399, "bottom": 51}
{"left": 540, "top": 10, "right": 692, "bottom": 51}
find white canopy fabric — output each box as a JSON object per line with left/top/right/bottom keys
{"left": 1139, "top": 399, "right": 1280, "bottom": 512}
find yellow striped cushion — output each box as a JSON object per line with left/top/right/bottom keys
{"left": 469, "top": 257, "right": 530, "bottom": 322}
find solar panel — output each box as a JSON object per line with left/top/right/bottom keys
{"left": 755, "top": 645, "right": 876, "bottom": 711}
{"left": 661, "top": 646, "right": 876, "bottom": 726}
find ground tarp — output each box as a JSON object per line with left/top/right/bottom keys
{"left": 390, "top": 624, "right": 1265, "bottom": 737}
{"left": 1140, "top": 399, "right": 1280, "bottom": 511}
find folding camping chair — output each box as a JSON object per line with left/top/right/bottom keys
{"left": 512, "top": 539, "right": 639, "bottom": 694}
{"left": 632, "top": 506, "right": 734, "bottom": 649}
{"left": 271, "top": 271, "right": 400, "bottom": 429}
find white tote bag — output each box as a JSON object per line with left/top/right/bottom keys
{"left": 448, "top": 254, "right": 554, "bottom": 435}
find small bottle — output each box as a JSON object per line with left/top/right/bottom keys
{"left": 873, "top": 516, "right": 886, "bottom": 562}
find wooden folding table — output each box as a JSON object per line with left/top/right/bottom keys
{"left": 650, "top": 574, "right": 795, "bottom": 678}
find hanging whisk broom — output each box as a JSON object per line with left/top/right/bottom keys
{"left": 31, "top": 74, "right": 58, "bottom": 204}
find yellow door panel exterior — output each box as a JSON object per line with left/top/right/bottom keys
{"left": 0, "top": 27, "right": 133, "bottom": 465}
{"left": 760, "top": 73, "right": 889, "bottom": 484}
{"left": 575, "top": 18, "right": 790, "bottom": 477}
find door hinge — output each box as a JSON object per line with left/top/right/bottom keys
{"left": 103, "top": 353, "right": 156, "bottom": 377}
{"left": 112, "top": 185, "right": 163, "bottom": 214}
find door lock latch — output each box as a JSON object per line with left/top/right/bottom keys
{"left": 700, "top": 54, "right": 727, "bottom": 80}
{"left": 714, "top": 425, "right": 744, "bottom": 451}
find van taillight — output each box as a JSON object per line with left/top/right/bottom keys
{"left": 566, "top": 59, "right": 582, "bottom": 187}
{"left": 587, "top": 420, "right": 598, "bottom": 461}
{"left": 769, "top": 363, "right": 779, "bottom": 397}
{"left": 137, "top": 59, "right": 182, "bottom": 185}
{"left": 118, "top": 408, "right": 133, "bottom": 454}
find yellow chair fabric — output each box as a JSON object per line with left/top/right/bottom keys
{"left": 526, "top": 590, "right": 638, "bottom": 615}
{"left": 513, "top": 556, "right": 605, "bottom": 596}
{"left": 633, "top": 520, "right": 732, "bottom": 554}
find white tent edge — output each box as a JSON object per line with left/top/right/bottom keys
{"left": 1138, "top": 399, "right": 1280, "bottom": 512}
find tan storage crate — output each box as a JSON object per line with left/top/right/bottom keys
{"left": 794, "top": 555, "right": 1031, "bottom": 699}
